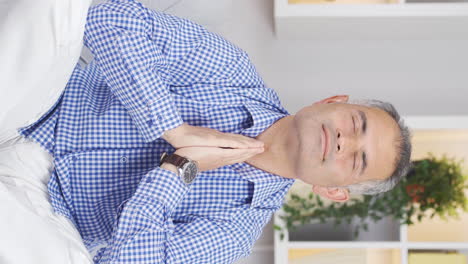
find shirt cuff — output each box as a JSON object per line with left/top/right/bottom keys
{"left": 127, "top": 94, "right": 184, "bottom": 142}
{"left": 135, "top": 166, "right": 191, "bottom": 215}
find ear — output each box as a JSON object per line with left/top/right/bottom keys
{"left": 312, "top": 185, "right": 350, "bottom": 203}
{"left": 314, "top": 95, "right": 349, "bottom": 105}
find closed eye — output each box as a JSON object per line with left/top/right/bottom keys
{"left": 352, "top": 115, "right": 356, "bottom": 133}
{"left": 353, "top": 152, "right": 356, "bottom": 170}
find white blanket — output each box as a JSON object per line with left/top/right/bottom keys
{"left": 0, "top": 0, "right": 93, "bottom": 260}
{"left": 0, "top": 137, "right": 92, "bottom": 264}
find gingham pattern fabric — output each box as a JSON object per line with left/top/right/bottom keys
{"left": 18, "top": 0, "right": 295, "bottom": 263}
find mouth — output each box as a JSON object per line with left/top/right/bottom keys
{"left": 321, "top": 124, "right": 329, "bottom": 161}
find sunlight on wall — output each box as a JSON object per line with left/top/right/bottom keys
{"left": 288, "top": 248, "right": 400, "bottom": 264}
{"left": 408, "top": 252, "right": 466, "bottom": 264}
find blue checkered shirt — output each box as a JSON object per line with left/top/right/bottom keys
{"left": 18, "top": 0, "right": 295, "bottom": 263}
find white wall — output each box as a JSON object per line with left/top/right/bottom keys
{"left": 86, "top": 1, "right": 468, "bottom": 263}
{"left": 160, "top": 0, "right": 468, "bottom": 116}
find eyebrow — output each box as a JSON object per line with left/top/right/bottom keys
{"left": 358, "top": 110, "right": 368, "bottom": 175}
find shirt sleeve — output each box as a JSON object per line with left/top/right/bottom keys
{"left": 84, "top": 0, "right": 185, "bottom": 142}
{"left": 95, "top": 167, "right": 270, "bottom": 264}
{"left": 84, "top": 0, "right": 260, "bottom": 143}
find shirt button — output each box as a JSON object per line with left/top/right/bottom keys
{"left": 120, "top": 156, "right": 128, "bottom": 163}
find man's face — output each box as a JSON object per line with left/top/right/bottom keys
{"left": 292, "top": 97, "right": 399, "bottom": 188}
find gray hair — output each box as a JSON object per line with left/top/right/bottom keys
{"left": 343, "top": 99, "right": 412, "bottom": 195}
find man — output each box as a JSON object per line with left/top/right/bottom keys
{"left": 18, "top": 0, "right": 411, "bottom": 263}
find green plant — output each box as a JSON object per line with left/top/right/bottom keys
{"left": 274, "top": 154, "right": 468, "bottom": 241}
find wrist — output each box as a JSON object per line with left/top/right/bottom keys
{"left": 161, "top": 162, "right": 178, "bottom": 174}
{"left": 162, "top": 123, "right": 188, "bottom": 143}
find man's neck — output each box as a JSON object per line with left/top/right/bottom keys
{"left": 244, "top": 115, "right": 298, "bottom": 179}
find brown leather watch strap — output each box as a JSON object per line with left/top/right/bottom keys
{"left": 160, "top": 152, "right": 188, "bottom": 167}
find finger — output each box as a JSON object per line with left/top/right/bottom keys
{"left": 235, "top": 134, "right": 264, "bottom": 148}
{"left": 222, "top": 133, "right": 264, "bottom": 149}
{"left": 241, "top": 136, "right": 264, "bottom": 148}
{"left": 215, "top": 137, "right": 245, "bottom": 149}
{"left": 197, "top": 128, "right": 263, "bottom": 149}
{"left": 242, "top": 147, "right": 264, "bottom": 158}
{"left": 235, "top": 148, "right": 264, "bottom": 163}
{"left": 223, "top": 147, "right": 264, "bottom": 163}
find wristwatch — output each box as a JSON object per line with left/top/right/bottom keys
{"left": 159, "top": 152, "right": 199, "bottom": 185}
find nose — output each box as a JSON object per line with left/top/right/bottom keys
{"left": 336, "top": 129, "right": 358, "bottom": 155}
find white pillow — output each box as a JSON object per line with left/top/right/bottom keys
{"left": 0, "top": 0, "right": 92, "bottom": 144}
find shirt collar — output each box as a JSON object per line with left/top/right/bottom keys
{"left": 235, "top": 102, "right": 295, "bottom": 208}
{"left": 231, "top": 162, "right": 295, "bottom": 208}
{"left": 240, "top": 102, "right": 290, "bottom": 138}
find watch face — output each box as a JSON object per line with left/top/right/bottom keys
{"left": 182, "top": 162, "right": 198, "bottom": 184}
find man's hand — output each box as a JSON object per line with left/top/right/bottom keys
{"left": 173, "top": 146, "right": 264, "bottom": 172}
{"left": 161, "top": 123, "right": 264, "bottom": 172}
{"left": 161, "top": 123, "right": 264, "bottom": 150}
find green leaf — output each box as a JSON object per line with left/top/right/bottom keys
{"left": 417, "top": 214, "right": 423, "bottom": 222}
{"left": 353, "top": 229, "right": 359, "bottom": 238}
